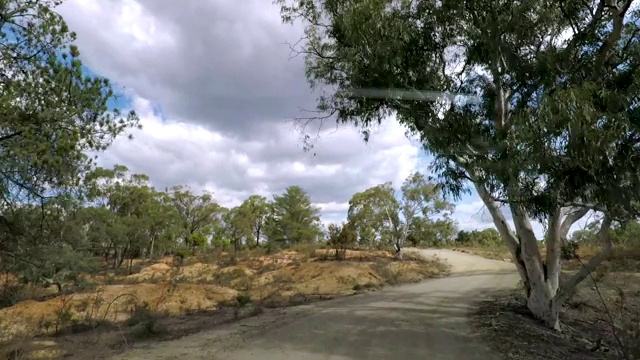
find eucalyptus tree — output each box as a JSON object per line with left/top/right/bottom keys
{"left": 238, "top": 195, "right": 270, "bottom": 247}
{"left": 167, "top": 185, "right": 223, "bottom": 249}
{"left": 277, "top": 0, "right": 640, "bottom": 329}
{"left": 347, "top": 182, "right": 399, "bottom": 248}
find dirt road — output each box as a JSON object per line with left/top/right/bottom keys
{"left": 111, "top": 249, "right": 517, "bottom": 360}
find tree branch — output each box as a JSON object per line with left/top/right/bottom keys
{"left": 594, "top": 0, "right": 633, "bottom": 71}
{"left": 472, "top": 180, "right": 519, "bottom": 252}
{"left": 559, "top": 207, "right": 590, "bottom": 238}
{"left": 563, "top": 201, "right": 607, "bottom": 213}
{"left": 0, "top": 130, "right": 22, "bottom": 142}
{"left": 555, "top": 215, "right": 613, "bottom": 305}
{"left": 564, "top": 0, "right": 606, "bottom": 52}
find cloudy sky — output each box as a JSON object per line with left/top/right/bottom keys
{"left": 56, "top": 0, "right": 593, "bottom": 238}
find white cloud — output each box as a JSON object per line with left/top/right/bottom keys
{"left": 99, "top": 93, "right": 420, "bottom": 222}
{"left": 56, "top": 0, "right": 601, "bottom": 241}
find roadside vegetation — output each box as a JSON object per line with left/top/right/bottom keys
{"left": 0, "top": 245, "right": 448, "bottom": 359}
{"left": 0, "top": 127, "right": 456, "bottom": 357}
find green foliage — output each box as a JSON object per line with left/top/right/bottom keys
{"left": 347, "top": 172, "right": 456, "bottom": 249}
{"left": 327, "top": 222, "right": 357, "bottom": 259}
{"left": 407, "top": 217, "right": 456, "bottom": 247}
{"left": 614, "top": 221, "right": 640, "bottom": 246}
{"left": 276, "top": 0, "right": 640, "bottom": 222}
{"left": 455, "top": 228, "right": 502, "bottom": 246}
{"left": 167, "top": 185, "right": 223, "bottom": 250}
{"left": 572, "top": 219, "right": 640, "bottom": 246}
{"left": 224, "top": 206, "right": 254, "bottom": 254}
{"left": 0, "top": 0, "right": 139, "bottom": 201}
{"left": 348, "top": 182, "right": 399, "bottom": 246}
{"left": 561, "top": 240, "right": 580, "bottom": 260}
{"left": 268, "top": 186, "right": 323, "bottom": 246}
{"left": 235, "top": 292, "right": 252, "bottom": 307}
{"left": 240, "top": 195, "right": 270, "bottom": 247}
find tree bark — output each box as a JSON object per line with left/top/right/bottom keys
{"left": 474, "top": 181, "right": 607, "bottom": 331}
{"left": 509, "top": 204, "right": 563, "bottom": 329}
{"left": 256, "top": 226, "right": 261, "bottom": 247}
{"left": 556, "top": 215, "right": 613, "bottom": 305}
{"left": 394, "top": 242, "right": 403, "bottom": 260}
{"left": 149, "top": 236, "right": 155, "bottom": 259}
{"left": 473, "top": 183, "right": 529, "bottom": 286}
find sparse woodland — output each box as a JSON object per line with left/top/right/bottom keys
{"left": 0, "top": 0, "right": 459, "bottom": 307}
{"left": 0, "top": 4, "right": 459, "bottom": 352}
{"left": 5, "top": 0, "right": 640, "bottom": 358}
{"left": 0, "top": 163, "right": 457, "bottom": 297}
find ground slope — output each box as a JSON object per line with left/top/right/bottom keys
{"left": 109, "top": 249, "right": 517, "bottom": 360}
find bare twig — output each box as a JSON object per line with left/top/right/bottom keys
{"left": 575, "top": 254, "right": 626, "bottom": 358}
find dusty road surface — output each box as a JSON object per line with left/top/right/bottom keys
{"left": 111, "top": 249, "right": 518, "bottom": 360}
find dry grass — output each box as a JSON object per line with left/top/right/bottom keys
{"left": 448, "top": 242, "right": 640, "bottom": 271}
{"left": 470, "top": 244, "right": 640, "bottom": 360}
{"left": 0, "top": 246, "right": 446, "bottom": 359}
{"left": 450, "top": 245, "right": 514, "bottom": 262}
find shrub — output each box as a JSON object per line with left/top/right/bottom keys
{"left": 235, "top": 292, "right": 252, "bottom": 307}
{"left": 561, "top": 240, "right": 580, "bottom": 260}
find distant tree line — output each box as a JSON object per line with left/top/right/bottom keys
{"left": 1, "top": 165, "right": 467, "bottom": 288}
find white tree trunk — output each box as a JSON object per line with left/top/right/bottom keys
{"left": 473, "top": 181, "right": 612, "bottom": 330}
{"left": 386, "top": 208, "right": 405, "bottom": 260}
{"left": 509, "top": 203, "right": 563, "bottom": 329}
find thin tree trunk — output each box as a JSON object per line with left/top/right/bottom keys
{"left": 149, "top": 235, "right": 156, "bottom": 259}
{"left": 113, "top": 248, "right": 120, "bottom": 270}
{"left": 511, "top": 204, "right": 561, "bottom": 330}
{"left": 256, "top": 227, "right": 261, "bottom": 247}
{"left": 545, "top": 209, "right": 562, "bottom": 297}
{"left": 117, "top": 244, "right": 128, "bottom": 269}
{"left": 474, "top": 182, "right": 529, "bottom": 286}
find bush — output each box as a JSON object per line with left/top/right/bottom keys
{"left": 125, "top": 302, "right": 157, "bottom": 326}
{"left": 327, "top": 223, "right": 357, "bottom": 260}
{"left": 0, "top": 285, "right": 24, "bottom": 309}
{"left": 236, "top": 292, "right": 252, "bottom": 307}
{"left": 561, "top": 240, "right": 579, "bottom": 260}
{"left": 72, "top": 277, "right": 98, "bottom": 292}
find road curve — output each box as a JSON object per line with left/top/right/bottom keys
{"left": 111, "top": 248, "right": 518, "bottom": 360}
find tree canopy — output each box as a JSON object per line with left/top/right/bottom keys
{"left": 0, "top": 0, "right": 139, "bottom": 203}
{"left": 346, "top": 172, "right": 455, "bottom": 255}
